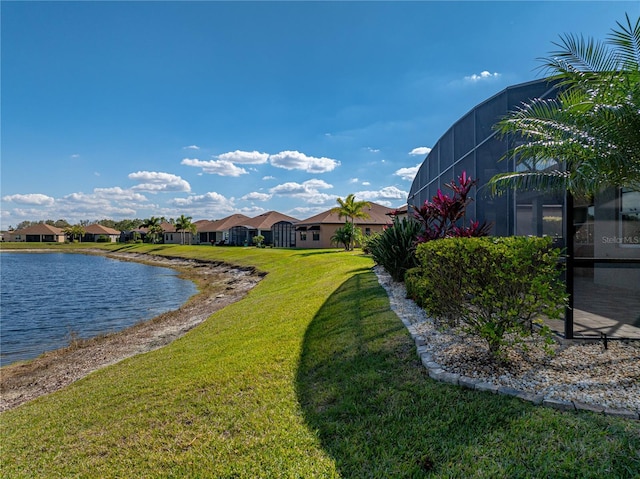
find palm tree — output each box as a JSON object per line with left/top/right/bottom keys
{"left": 175, "top": 214, "right": 194, "bottom": 245}
{"left": 63, "top": 224, "right": 85, "bottom": 243}
{"left": 330, "top": 223, "right": 356, "bottom": 250}
{"left": 331, "top": 194, "right": 371, "bottom": 250}
{"left": 487, "top": 14, "right": 640, "bottom": 197}
{"left": 140, "top": 216, "right": 162, "bottom": 244}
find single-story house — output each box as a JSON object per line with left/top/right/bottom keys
{"left": 83, "top": 224, "right": 121, "bottom": 243}
{"left": 294, "top": 202, "right": 394, "bottom": 249}
{"left": 196, "top": 214, "right": 250, "bottom": 245}
{"left": 228, "top": 211, "right": 299, "bottom": 247}
{"left": 5, "top": 224, "right": 66, "bottom": 243}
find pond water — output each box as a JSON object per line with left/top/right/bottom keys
{"left": 0, "top": 252, "right": 197, "bottom": 367}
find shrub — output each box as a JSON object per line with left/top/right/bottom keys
{"left": 373, "top": 172, "right": 490, "bottom": 283}
{"left": 331, "top": 222, "right": 362, "bottom": 250}
{"left": 368, "top": 216, "right": 422, "bottom": 282}
{"left": 96, "top": 235, "right": 110, "bottom": 243}
{"left": 411, "top": 236, "right": 567, "bottom": 357}
{"left": 360, "top": 231, "right": 380, "bottom": 254}
{"left": 252, "top": 235, "right": 265, "bottom": 248}
{"left": 412, "top": 171, "right": 491, "bottom": 243}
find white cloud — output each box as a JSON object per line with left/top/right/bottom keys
{"left": 57, "top": 192, "right": 138, "bottom": 219}
{"left": 2, "top": 193, "right": 55, "bottom": 206}
{"left": 93, "top": 187, "right": 148, "bottom": 203}
{"left": 70, "top": 154, "right": 80, "bottom": 159}
{"left": 366, "top": 147, "right": 380, "bottom": 153}
{"left": 409, "top": 147, "right": 432, "bottom": 156}
{"left": 217, "top": 150, "right": 269, "bottom": 164}
{"left": 129, "top": 171, "right": 191, "bottom": 192}
{"left": 183, "top": 145, "right": 200, "bottom": 150}
{"left": 262, "top": 175, "right": 275, "bottom": 181}
{"left": 349, "top": 178, "right": 359, "bottom": 184}
{"left": 181, "top": 158, "right": 248, "bottom": 177}
{"left": 362, "top": 181, "right": 371, "bottom": 186}
{"left": 464, "top": 70, "right": 500, "bottom": 82}
{"left": 269, "top": 150, "right": 340, "bottom": 173}
{"left": 170, "top": 192, "right": 235, "bottom": 210}
{"left": 237, "top": 205, "right": 267, "bottom": 216}
{"left": 356, "top": 186, "right": 408, "bottom": 202}
{"left": 270, "top": 179, "right": 334, "bottom": 204}
{"left": 289, "top": 206, "right": 327, "bottom": 219}
{"left": 395, "top": 164, "right": 421, "bottom": 181}
{"left": 241, "top": 192, "right": 272, "bottom": 202}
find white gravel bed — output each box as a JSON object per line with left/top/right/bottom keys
{"left": 374, "top": 266, "right": 640, "bottom": 416}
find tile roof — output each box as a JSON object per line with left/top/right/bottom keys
{"left": 296, "top": 202, "right": 395, "bottom": 226}
{"left": 205, "top": 214, "right": 251, "bottom": 231}
{"left": 84, "top": 224, "right": 121, "bottom": 235}
{"left": 240, "top": 211, "right": 299, "bottom": 230}
{"left": 13, "top": 224, "right": 65, "bottom": 235}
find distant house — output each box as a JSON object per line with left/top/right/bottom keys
{"left": 389, "top": 205, "right": 409, "bottom": 219}
{"left": 196, "top": 214, "right": 250, "bottom": 245}
{"left": 162, "top": 222, "right": 179, "bottom": 244}
{"left": 83, "top": 224, "right": 121, "bottom": 243}
{"left": 120, "top": 222, "right": 175, "bottom": 243}
{"left": 120, "top": 228, "right": 146, "bottom": 243}
{"left": 5, "top": 224, "right": 66, "bottom": 243}
{"left": 295, "top": 202, "right": 394, "bottom": 248}
{"left": 228, "top": 211, "right": 299, "bottom": 247}
{"left": 160, "top": 222, "right": 199, "bottom": 244}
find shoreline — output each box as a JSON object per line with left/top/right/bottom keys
{"left": 0, "top": 251, "right": 264, "bottom": 412}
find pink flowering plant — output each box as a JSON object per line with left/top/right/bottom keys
{"left": 412, "top": 171, "right": 491, "bottom": 243}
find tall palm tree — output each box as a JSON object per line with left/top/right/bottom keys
{"left": 140, "top": 216, "right": 162, "bottom": 244}
{"left": 487, "top": 14, "right": 640, "bottom": 197}
{"left": 331, "top": 194, "right": 370, "bottom": 250}
{"left": 175, "top": 214, "right": 194, "bottom": 245}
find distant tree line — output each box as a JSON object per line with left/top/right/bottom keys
{"left": 9, "top": 217, "right": 179, "bottom": 232}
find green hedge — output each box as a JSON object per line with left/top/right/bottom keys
{"left": 406, "top": 236, "right": 567, "bottom": 356}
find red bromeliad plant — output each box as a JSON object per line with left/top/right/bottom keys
{"left": 412, "top": 171, "right": 491, "bottom": 243}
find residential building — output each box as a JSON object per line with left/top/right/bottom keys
{"left": 83, "top": 224, "right": 121, "bottom": 242}
{"left": 229, "top": 211, "right": 299, "bottom": 247}
{"left": 295, "top": 202, "right": 394, "bottom": 249}
{"left": 5, "top": 224, "right": 66, "bottom": 243}
{"left": 196, "top": 214, "right": 250, "bottom": 245}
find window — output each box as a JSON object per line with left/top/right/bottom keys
{"left": 300, "top": 231, "right": 307, "bottom": 241}
{"left": 365, "top": 228, "right": 371, "bottom": 236}
{"left": 620, "top": 188, "right": 640, "bottom": 246}
{"left": 312, "top": 232, "right": 320, "bottom": 241}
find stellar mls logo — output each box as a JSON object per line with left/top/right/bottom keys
{"left": 601, "top": 235, "right": 640, "bottom": 244}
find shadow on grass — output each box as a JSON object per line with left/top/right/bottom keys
{"left": 293, "top": 250, "right": 345, "bottom": 257}
{"left": 295, "top": 272, "right": 640, "bottom": 478}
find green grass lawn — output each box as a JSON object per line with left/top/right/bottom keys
{"left": 1, "top": 243, "right": 639, "bottom": 478}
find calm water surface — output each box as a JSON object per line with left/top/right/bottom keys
{"left": 0, "top": 252, "right": 197, "bottom": 366}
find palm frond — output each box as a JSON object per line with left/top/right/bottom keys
{"left": 608, "top": 13, "right": 640, "bottom": 71}
{"left": 486, "top": 171, "right": 570, "bottom": 196}
{"left": 540, "top": 34, "right": 618, "bottom": 75}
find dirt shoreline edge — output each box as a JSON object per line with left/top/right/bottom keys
{"left": 0, "top": 251, "right": 264, "bottom": 412}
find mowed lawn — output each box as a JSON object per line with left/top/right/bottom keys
{"left": 1, "top": 244, "right": 639, "bottom": 478}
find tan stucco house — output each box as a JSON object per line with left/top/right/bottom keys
{"left": 5, "top": 224, "right": 66, "bottom": 243}
{"left": 83, "top": 224, "right": 121, "bottom": 242}
{"left": 294, "top": 202, "right": 394, "bottom": 248}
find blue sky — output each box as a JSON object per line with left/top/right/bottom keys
{"left": 1, "top": 1, "right": 637, "bottom": 229}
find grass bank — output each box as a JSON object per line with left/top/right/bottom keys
{"left": 1, "top": 243, "right": 639, "bottom": 477}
